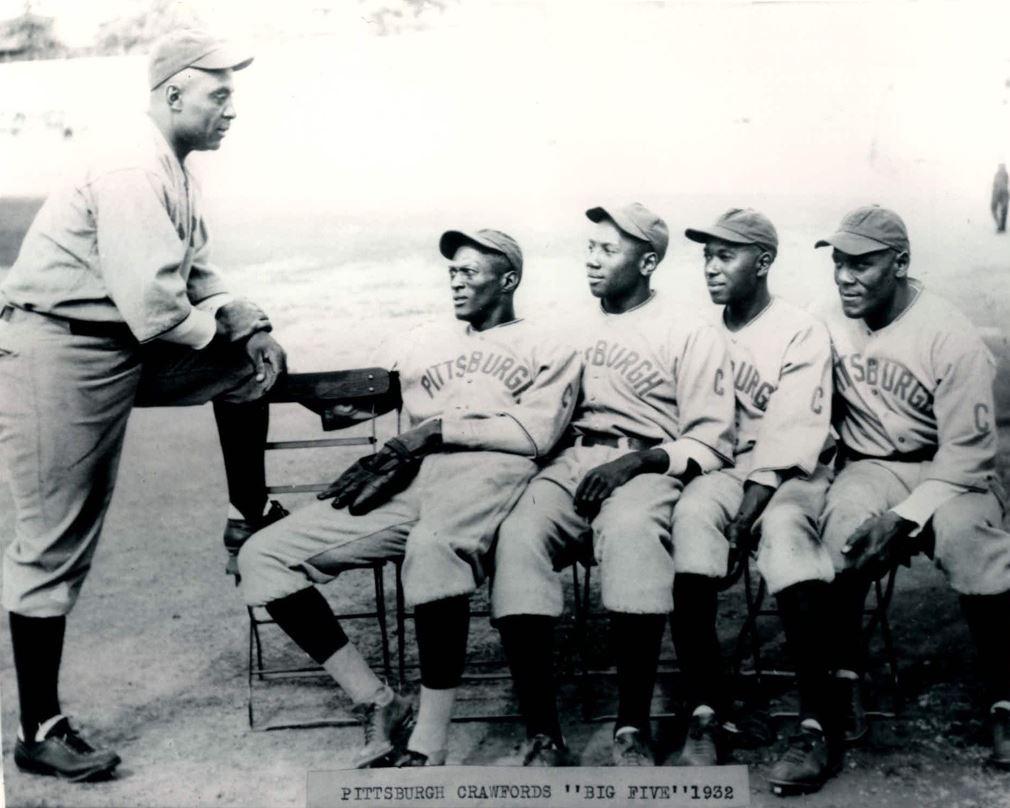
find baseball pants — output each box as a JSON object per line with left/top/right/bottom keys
{"left": 671, "top": 465, "right": 836, "bottom": 594}
{"left": 238, "top": 451, "right": 537, "bottom": 608}
{"left": 491, "top": 443, "right": 682, "bottom": 619}
{"left": 0, "top": 307, "right": 263, "bottom": 617}
{"left": 821, "top": 458, "right": 1010, "bottom": 595}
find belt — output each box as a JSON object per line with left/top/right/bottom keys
{"left": 559, "top": 430, "right": 661, "bottom": 452}
{"left": 840, "top": 445, "right": 936, "bottom": 465}
{"left": 0, "top": 304, "right": 135, "bottom": 340}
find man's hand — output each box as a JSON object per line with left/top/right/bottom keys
{"left": 841, "top": 511, "right": 917, "bottom": 575}
{"left": 725, "top": 481, "right": 775, "bottom": 561}
{"left": 216, "top": 299, "right": 272, "bottom": 343}
{"left": 245, "top": 331, "right": 287, "bottom": 392}
{"left": 574, "top": 453, "right": 646, "bottom": 518}
{"left": 317, "top": 441, "right": 421, "bottom": 515}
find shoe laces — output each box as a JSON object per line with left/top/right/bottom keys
{"left": 780, "top": 730, "right": 819, "bottom": 765}
{"left": 48, "top": 718, "right": 96, "bottom": 754}
{"left": 358, "top": 703, "right": 379, "bottom": 745}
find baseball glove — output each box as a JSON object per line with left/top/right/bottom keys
{"left": 318, "top": 438, "right": 421, "bottom": 515}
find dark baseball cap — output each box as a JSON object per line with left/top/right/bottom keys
{"left": 149, "top": 29, "right": 254, "bottom": 91}
{"left": 439, "top": 229, "right": 523, "bottom": 273}
{"left": 815, "top": 205, "right": 910, "bottom": 255}
{"left": 685, "top": 208, "right": 779, "bottom": 250}
{"left": 586, "top": 202, "right": 669, "bottom": 262}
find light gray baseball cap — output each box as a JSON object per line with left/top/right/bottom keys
{"left": 149, "top": 29, "right": 253, "bottom": 91}
{"left": 586, "top": 202, "right": 670, "bottom": 262}
{"left": 815, "top": 205, "right": 910, "bottom": 255}
{"left": 439, "top": 229, "right": 523, "bottom": 273}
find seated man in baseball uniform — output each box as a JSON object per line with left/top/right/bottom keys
{"left": 0, "top": 31, "right": 287, "bottom": 781}
{"left": 238, "top": 229, "right": 580, "bottom": 768}
{"left": 812, "top": 206, "right": 1010, "bottom": 786}
{"left": 668, "top": 209, "right": 837, "bottom": 779}
{"left": 492, "top": 203, "right": 736, "bottom": 766}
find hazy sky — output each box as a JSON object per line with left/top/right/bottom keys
{"left": 3, "top": 1, "right": 1010, "bottom": 221}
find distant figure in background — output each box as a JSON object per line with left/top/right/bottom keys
{"left": 0, "top": 29, "right": 287, "bottom": 782}
{"left": 992, "top": 163, "right": 1008, "bottom": 233}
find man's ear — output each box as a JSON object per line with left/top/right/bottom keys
{"left": 893, "top": 249, "right": 910, "bottom": 278}
{"left": 755, "top": 249, "right": 774, "bottom": 278}
{"left": 639, "top": 251, "right": 658, "bottom": 278}
{"left": 164, "top": 83, "right": 184, "bottom": 112}
{"left": 500, "top": 268, "right": 520, "bottom": 293}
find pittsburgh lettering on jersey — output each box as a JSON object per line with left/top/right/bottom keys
{"left": 585, "top": 340, "right": 667, "bottom": 398}
{"left": 732, "top": 360, "right": 774, "bottom": 412}
{"left": 834, "top": 353, "right": 933, "bottom": 415}
{"left": 419, "top": 351, "right": 532, "bottom": 399}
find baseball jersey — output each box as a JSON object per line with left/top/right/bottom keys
{"left": 720, "top": 297, "right": 832, "bottom": 486}
{"left": 377, "top": 318, "right": 581, "bottom": 458}
{"left": 1, "top": 116, "right": 228, "bottom": 345}
{"left": 821, "top": 279, "right": 999, "bottom": 526}
{"left": 570, "top": 292, "right": 735, "bottom": 471}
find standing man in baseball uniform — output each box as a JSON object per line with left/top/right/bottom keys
{"left": 992, "top": 164, "right": 1008, "bottom": 234}
{"left": 239, "top": 228, "right": 580, "bottom": 768}
{"left": 491, "top": 202, "right": 736, "bottom": 766}
{"left": 668, "top": 209, "right": 838, "bottom": 785}
{"left": 0, "top": 30, "right": 287, "bottom": 781}
{"left": 812, "top": 205, "right": 1010, "bottom": 787}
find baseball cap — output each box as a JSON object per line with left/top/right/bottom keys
{"left": 815, "top": 205, "right": 909, "bottom": 256}
{"left": 148, "top": 29, "right": 254, "bottom": 91}
{"left": 685, "top": 208, "right": 778, "bottom": 250}
{"left": 586, "top": 202, "right": 669, "bottom": 262}
{"left": 439, "top": 229, "right": 523, "bottom": 273}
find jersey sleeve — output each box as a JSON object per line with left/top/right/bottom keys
{"left": 659, "top": 322, "right": 736, "bottom": 474}
{"left": 890, "top": 336, "right": 999, "bottom": 526}
{"left": 186, "top": 215, "right": 230, "bottom": 305}
{"left": 441, "top": 337, "right": 581, "bottom": 457}
{"left": 747, "top": 321, "right": 833, "bottom": 484}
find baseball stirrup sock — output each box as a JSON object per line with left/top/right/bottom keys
{"left": 960, "top": 591, "right": 1010, "bottom": 705}
{"left": 826, "top": 572, "right": 873, "bottom": 674}
{"left": 777, "top": 581, "right": 835, "bottom": 731}
{"left": 672, "top": 573, "right": 724, "bottom": 715}
{"left": 414, "top": 595, "right": 470, "bottom": 689}
{"left": 9, "top": 613, "right": 65, "bottom": 741}
{"left": 611, "top": 612, "right": 666, "bottom": 736}
{"left": 214, "top": 399, "right": 268, "bottom": 522}
{"left": 265, "top": 587, "right": 349, "bottom": 663}
{"left": 498, "top": 615, "right": 563, "bottom": 743}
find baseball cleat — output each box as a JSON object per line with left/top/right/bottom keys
{"left": 768, "top": 724, "right": 842, "bottom": 797}
{"left": 351, "top": 692, "right": 414, "bottom": 769}
{"left": 675, "top": 711, "right": 723, "bottom": 766}
{"left": 224, "top": 500, "right": 289, "bottom": 576}
{"left": 14, "top": 716, "right": 121, "bottom": 782}
{"left": 991, "top": 705, "right": 1010, "bottom": 770}
{"left": 612, "top": 728, "right": 654, "bottom": 766}
{"left": 521, "top": 734, "right": 577, "bottom": 767}
{"left": 391, "top": 748, "right": 447, "bottom": 767}
{"left": 834, "top": 672, "right": 868, "bottom": 746}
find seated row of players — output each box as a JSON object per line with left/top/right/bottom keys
{"left": 237, "top": 202, "right": 1010, "bottom": 796}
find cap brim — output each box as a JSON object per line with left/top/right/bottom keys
{"left": 814, "top": 232, "right": 892, "bottom": 255}
{"left": 684, "top": 225, "right": 759, "bottom": 245}
{"left": 191, "top": 44, "right": 254, "bottom": 72}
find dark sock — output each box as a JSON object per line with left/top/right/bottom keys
{"left": 214, "top": 399, "right": 268, "bottom": 522}
{"left": 672, "top": 573, "right": 723, "bottom": 716}
{"left": 9, "top": 612, "right": 65, "bottom": 740}
{"left": 777, "top": 581, "right": 836, "bottom": 734}
{"left": 415, "top": 595, "right": 470, "bottom": 689}
{"left": 498, "top": 615, "right": 563, "bottom": 742}
{"left": 265, "top": 587, "right": 348, "bottom": 664}
{"left": 960, "top": 591, "right": 1010, "bottom": 706}
{"left": 611, "top": 612, "right": 666, "bottom": 736}
{"left": 828, "top": 572, "right": 872, "bottom": 674}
